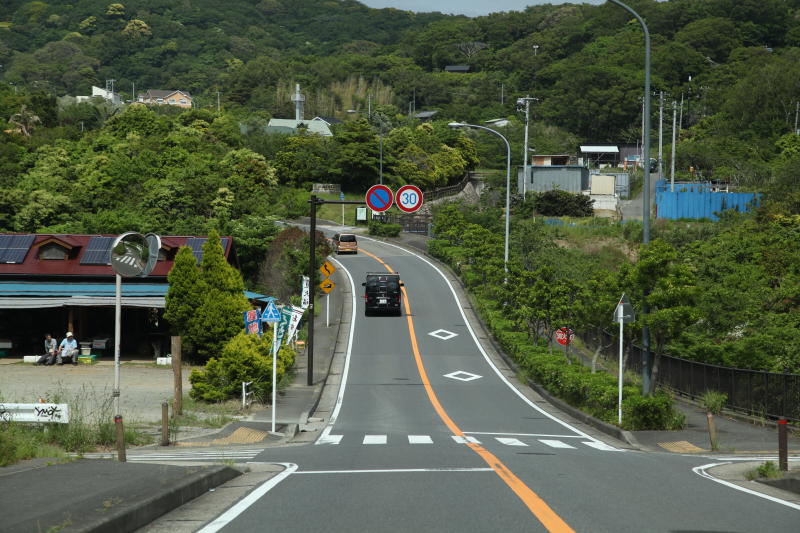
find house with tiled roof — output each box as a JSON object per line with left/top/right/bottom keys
{"left": 137, "top": 89, "right": 193, "bottom": 108}
{"left": 0, "top": 234, "right": 262, "bottom": 358}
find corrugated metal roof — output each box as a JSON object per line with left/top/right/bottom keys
{"left": 267, "top": 119, "right": 332, "bottom": 136}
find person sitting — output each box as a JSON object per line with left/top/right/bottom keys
{"left": 37, "top": 333, "right": 57, "bottom": 365}
{"left": 57, "top": 332, "right": 79, "bottom": 366}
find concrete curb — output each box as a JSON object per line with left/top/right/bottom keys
{"left": 75, "top": 466, "right": 241, "bottom": 533}
{"left": 376, "top": 233, "right": 643, "bottom": 450}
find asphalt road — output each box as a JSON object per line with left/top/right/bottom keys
{"left": 202, "top": 236, "right": 799, "bottom": 532}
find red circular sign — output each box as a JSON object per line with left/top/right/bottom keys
{"left": 555, "top": 327, "right": 574, "bottom": 346}
{"left": 365, "top": 184, "right": 394, "bottom": 212}
{"left": 395, "top": 185, "right": 424, "bottom": 213}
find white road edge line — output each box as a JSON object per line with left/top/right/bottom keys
{"left": 295, "top": 467, "right": 495, "bottom": 475}
{"left": 197, "top": 462, "right": 298, "bottom": 533}
{"left": 692, "top": 462, "right": 800, "bottom": 511}
{"left": 361, "top": 236, "right": 601, "bottom": 443}
{"left": 315, "top": 256, "right": 357, "bottom": 445}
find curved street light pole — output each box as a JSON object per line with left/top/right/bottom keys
{"left": 448, "top": 122, "right": 511, "bottom": 272}
{"left": 608, "top": 0, "right": 653, "bottom": 394}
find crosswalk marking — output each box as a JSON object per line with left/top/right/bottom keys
{"left": 80, "top": 449, "right": 263, "bottom": 463}
{"left": 452, "top": 435, "right": 481, "bottom": 444}
{"left": 538, "top": 439, "right": 576, "bottom": 449}
{"left": 582, "top": 441, "right": 622, "bottom": 452}
{"left": 313, "top": 433, "right": 619, "bottom": 452}
{"left": 496, "top": 437, "right": 527, "bottom": 447}
{"left": 317, "top": 434, "right": 343, "bottom": 445}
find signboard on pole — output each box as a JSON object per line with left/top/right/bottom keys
{"left": 555, "top": 327, "right": 574, "bottom": 346}
{"left": 613, "top": 293, "right": 635, "bottom": 323}
{"left": 356, "top": 207, "right": 367, "bottom": 221}
{"left": 243, "top": 309, "right": 261, "bottom": 335}
{"left": 320, "top": 260, "right": 335, "bottom": 278}
{"left": 261, "top": 300, "right": 281, "bottom": 323}
{"left": 395, "top": 184, "right": 424, "bottom": 213}
{"left": 319, "top": 279, "right": 335, "bottom": 294}
{"left": 365, "top": 184, "right": 394, "bottom": 212}
{"left": 301, "top": 276, "right": 310, "bottom": 309}
{"left": 275, "top": 307, "right": 292, "bottom": 347}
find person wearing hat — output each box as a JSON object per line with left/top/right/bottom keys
{"left": 57, "top": 332, "right": 79, "bottom": 366}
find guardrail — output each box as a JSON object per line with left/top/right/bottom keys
{"left": 0, "top": 403, "right": 70, "bottom": 423}
{"left": 583, "top": 328, "right": 800, "bottom": 423}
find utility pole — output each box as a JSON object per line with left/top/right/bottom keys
{"left": 216, "top": 91, "right": 220, "bottom": 113}
{"left": 678, "top": 93, "right": 684, "bottom": 131}
{"left": 658, "top": 91, "right": 664, "bottom": 177}
{"left": 367, "top": 93, "right": 372, "bottom": 121}
{"left": 131, "top": 82, "right": 135, "bottom": 103}
{"left": 501, "top": 83, "right": 504, "bottom": 105}
{"left": 671, "top": 101, "right": 677, "bottom": 192}
{"left": 686, "top": 76, "right": 692, "bottom": 128}
{"left": 795, "top": 101, "right": 799, "bottom": 135}
{"left": 518, "top": 95, "right": 537, "bottom": 199}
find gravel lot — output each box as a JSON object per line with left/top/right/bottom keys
{"left": 0, "top": 360, "right": 195, "bottom": 424}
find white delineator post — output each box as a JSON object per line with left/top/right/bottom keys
{"left": 618, "top": 305, "right": 624, "bottom": 425}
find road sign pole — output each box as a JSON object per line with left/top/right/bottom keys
{"left": 308, "top": 195, "right": 317, "bottom": 387}
{"left": 618, "top": 307, "right": 624, "bottom": 425}
{"left": 326, "top": 293, "right": 329, "bottom": 328}
{"left": 272, "top": 322, "right": 277, "bottom": 433}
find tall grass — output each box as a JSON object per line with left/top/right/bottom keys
{"left": 0, "top": 385, "right": 153, "bottom": 466}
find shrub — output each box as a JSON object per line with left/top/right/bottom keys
{"left": 190, "top": 331, "right": 296, "bottom": 403}
{"left": 700, "top": 390, "right": 727, "bottom": 414}
{"left": 622, "top": 392, "right": 684, "bottom": 430}
{"left": 368, "top": 220, "right": 401, "bottom": 237}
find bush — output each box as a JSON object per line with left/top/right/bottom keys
{"left": 190, "top": 331, "right": 296, "bottom": 403}
{"left": 700, "top": 390, "right": 727, "bottom": 414}
{"left": 368, "top": 220, "right": 401, "bottom": 237}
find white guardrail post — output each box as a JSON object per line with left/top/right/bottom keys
{"left": 242, "top": 381, "right": 254, "bottom": 410}
{"left": 0, "top": 403, "right": 70, "bottom": 423}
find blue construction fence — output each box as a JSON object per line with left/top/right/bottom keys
{"left": 655, "top": 180, "right": 761, "bottom": 220}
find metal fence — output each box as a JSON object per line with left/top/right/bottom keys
{"left": 584, "top": 328, "right": 800, "bottom": 423}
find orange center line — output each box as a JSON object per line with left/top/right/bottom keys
{"left": 359, "top": 248, "right": 574, "bottom": 533}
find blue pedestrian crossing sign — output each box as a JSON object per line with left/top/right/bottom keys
{"left": 261, "top": 300, "right": 281, "bottom": 323}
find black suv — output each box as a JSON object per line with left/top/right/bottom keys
{"left": 362, "top": 272, "right": 404, "bottom": 316}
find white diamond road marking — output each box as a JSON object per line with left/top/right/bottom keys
{"left": 443, "top": 370, "right": 482, "bottom": 382}
{"left": 428, "top": 329, "right": 458, "bottom": 340}
{"left": 582, "top": 441, "right": 622, "bottom": 452}
{"left": 408, "top": 435, "right": 433, "bottom": 444}
{"left": 363, "top": 435, "right": 387, "bottom": 445}
{"left": 317, "top": 434, "right": 343, "bottom": 445}
{"left": 452, "top": 435, "right": 481, "bottom": 444}
{"left": 496, "top": 437, "right": 528, "bottom": 447}
{"left": 539, "top": 439, "right": 575, "bottom": 449}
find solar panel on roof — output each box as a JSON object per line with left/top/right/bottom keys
{"left": 185, "top": 237, "right": 230, "bottom": 264}
{"left": 0, "top": 234, "right": 35, "bottom": 263}
{"left": 80, "top": 236, "right": 115, "bottom": 265}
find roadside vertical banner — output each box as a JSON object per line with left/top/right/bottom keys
{"left": 301, "top": 276, "right": 310, "bottom": 309}
{"left": 243, "top": 309, "right": 261, "bottom": 335}
{"left": 284, "top": 306, "right": 305, "bottom": 345}
{"left": 275, "top": 306, "right": 292, "bottom": 347}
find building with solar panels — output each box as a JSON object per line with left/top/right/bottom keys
{"left": 0, "top": 234, "right": 263, "bottom": 358}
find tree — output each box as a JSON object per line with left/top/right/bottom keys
{"left": 164, "top": 247, "right": 202, "bottom": 339}
{"left": 189, "top": 230, "right": 251, "bottom": 362}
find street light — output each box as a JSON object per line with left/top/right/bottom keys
{"left": 448, "top": 122, "right": 511, "bottom": 273}
{"left": 607, "top": 0, "right": 652, "bottom": 394}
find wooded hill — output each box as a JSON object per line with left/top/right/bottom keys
{"left": 1, "top": 1, "right": 800, "bottom": 374}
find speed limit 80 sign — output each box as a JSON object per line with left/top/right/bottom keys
{"left": 395, "top": 185, "right": 424, "bottom": 213}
